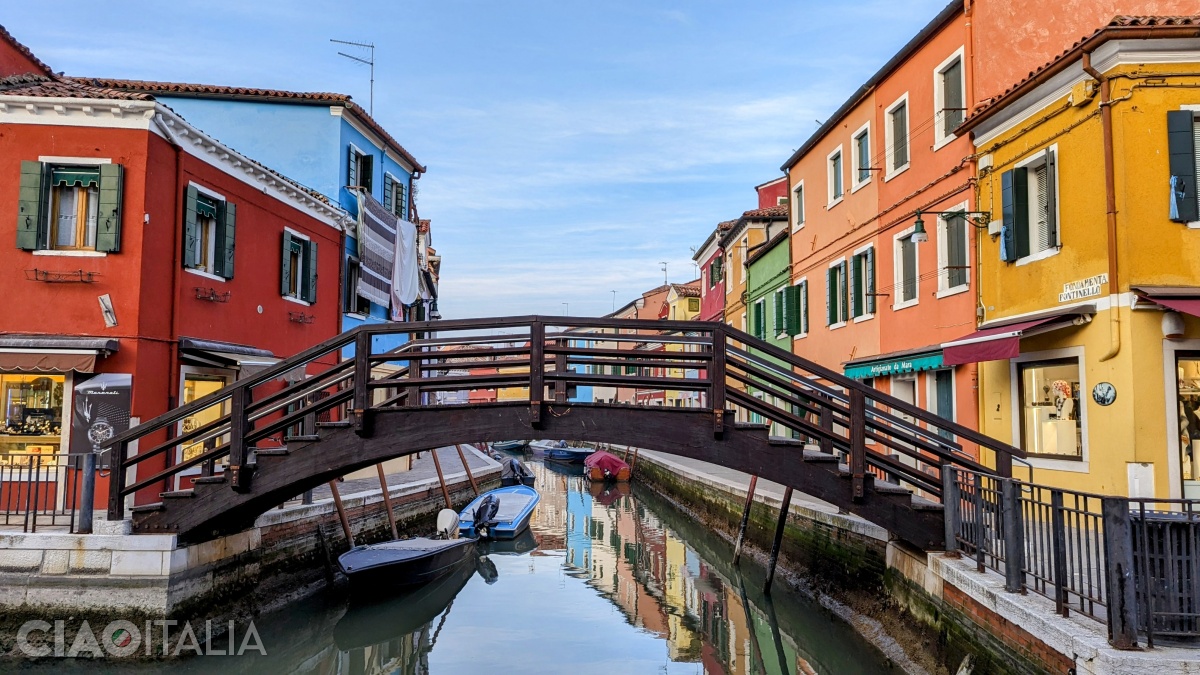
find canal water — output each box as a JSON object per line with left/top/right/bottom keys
{"left": 14, "top": 458, "right": 899, "bottom": 674}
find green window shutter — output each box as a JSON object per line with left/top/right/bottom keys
{"left": 865, "top": 248, "right": 876, "bottom": 314}
{"left": 16, "top": 161, "right": 45, "bottom": 250}
{"left": 216, "top": 201, "right": 236, "bottom": 279}
{"left": 183, "top": 185, "right": 200, "bottom": 267}
{"left": 383, "top": 174, "right": 394, "bottom": 212}
{"left": 280, "top": 231, "right": 293, "bottom": 295}
{"left": 95, "top": 164, "right": 123, "bottom": 253}
{"left": 901, "top": 239, "right": 917, "bottom": 301}
{"left": 396, "top": 182, "right": 407, "bottom": 219}
{"left": 347, "top": 146, "right": 357, "bottom": 188}
{"left": 943, "top": 60, "right": 964, "bottom": 136}
{"left": 1168, "top": 110, "right": 1199, "bottom": 223}
{"left": 773, "top": 290, "right": 783, "bottom": 334}
{"left": 840, "top": 264, "right": 849, "bottom": 322}
{"left": 1044, "top": 148, "right": 1058, "bottom": 247}
{"left": 947, "top": 215, "right": 967, "bottom": 287}
{"left": 825, "top": 268, "right": 834, "bottom": 326}
{"left": 302, "top": 239, "right": 318, "bottom": 303}
{"left": 893, "top": 104, "right": 908, "bottom": 169}
{"left": 801, "top": 281, "right": 809, "bottom": 334}
{"left": 850, "top": 254, "right": 862, "bottom": 318}
{"left": 784, "top": 285, "right": 801, "bottom": 336}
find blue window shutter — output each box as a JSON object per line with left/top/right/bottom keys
{"left": 383, "top": 173, "right": 394, "bottom": 212}
{"left": 347, "top": 146, "right": 357, "bottom": 188}
{"left": 1168, "top": 111, "right": 1198, "bottom": 223}
{"left": 1000, "top": 170, "right": 1018, "bottom": 262}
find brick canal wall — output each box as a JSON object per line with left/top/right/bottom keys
{"left": 631, "top": 451, "right": 1087, "bottom": 675}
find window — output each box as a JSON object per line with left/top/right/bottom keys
{"left": 886, "top": 96, "right": 910, "bottom": 176}
{"left": 1000, "top": 147, "right": 1058, "bottom": 262}
{"left": 849, "top": 247, "right": 875, "bottom": 319}
{"left": 853, "top": 125, "right": 871, "bottom": 187}
{"left": 828, "top": 148, "right": 844, "bottom": 204}
{"left": 776, "top": 196, "right": 788, "bottom": 206}
{"left": 347, "top": 145, "right": 373, "bottom": 191}
{"left": 708, "top": 257, "right": 723, "bottom": 289}
{"left": 1018, "top": 358, "right": 1081, "bottom": 459}
{"left": 793, "top": 182, "right": 805, "bottom": 229}
{"left": 16, "top": 162, "right": 123, "bottom": 253}
{"left": 1167, "top": 110, "right": 1200, "bottom": 224}
{"left": 0, "top": 374, "right": 65, "bottom": 456}
{"left": 826, "top": 261, "right": 848, "bottom": 326}
{"left": 894, "top": 230, "right": 918, "bottom": 308}
{"left": 938, "top": 209, "right": 970, "bottom": 293}
{"left": 935, "top": 52, "right": 965, "bottom": 146}
{"left": 739, "top": 238, "right": 748, "bottom": 282}
{"left": 383, "top": 173, "right": 407, "bottom": 219}
{"left": 751, "top": 299, "right": 766, "bottom": 339}
{"left": 786, "top": 280, "right": 809, "bottom": 336}
{"left": 281, "top": 230, "right": 318, "bottom": 303}
{"left": 345, "top": 257, "right": 371, "bottom": 315}
{"left": 183, "top": 187, "right": 236, "bottom": 279}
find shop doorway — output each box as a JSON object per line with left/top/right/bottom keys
{"left": 1175, "top": 353, "right": 1200, "bottom": 498}
{"left": 177, "top": 367, "right": 233, "bottom": 488}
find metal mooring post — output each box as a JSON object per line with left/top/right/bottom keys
{"left": 454, "top": 445, "right": 480, "bottom": 496}
{"left": 430, "top": 448, "right": 453, "bottom": 509}
{"left": 763, "top": 486, "right": 793, "bottom": 594}
{"left": 328, "top": 479, "right": 355, "bottom": 549}
{"left": 733, "top": 476, "right": 759, "bottom": 565}
{"left": 77, "top": 452, "right": 97, "bottom": 534}
{"left": 1101, "top": 497, "right": 1140, "bottom": 649}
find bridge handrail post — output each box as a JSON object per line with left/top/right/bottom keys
{"left": 554, "top": 338, "right": 568, "bottom": 404}
{"left": 849, "top": 388, "right": 867, "bottom": 502}
{"left": 529, "top": 321, "right": 545, "bottom": 426}
{"left": 354, "top": 331, "right": 375, "bottom": 434}
{"left": 710, "top": 326, "right": 726, "bottom": 435}
{"left": 106, "top": 440, "right": 129, "bottom": 521}
{"left": 1000, "top": 477, "right": 1026, "bottom": 593}
{"left": 228, "top": 385, "right": 250, "bottom": 491}
{"left": 942, "top": 465, "right": 960, "bottom": 556}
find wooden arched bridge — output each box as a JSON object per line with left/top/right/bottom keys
{"left": 105, "top": 316, "right": 1023, "bottom": 546}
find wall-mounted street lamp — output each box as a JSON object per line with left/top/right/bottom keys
{"left": 911, "top": 210, "right": 993, "bottom": 244}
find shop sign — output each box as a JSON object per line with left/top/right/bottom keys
{"left": 70, "top": 373, "right": 132, "bottom": 455}
{"left": 844, "top": 353, "right": 943, "bottom": 380}
{"left": 1058, "top": 273, "right": 1108, "bottom": 303}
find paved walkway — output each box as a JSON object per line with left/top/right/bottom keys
{"left": 308, "top": 445, "right": 497, "bottom": 501}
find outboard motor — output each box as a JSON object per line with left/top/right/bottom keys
{"left": 473, "top": 494, "right": 500, "bottom": 539}
{"left": 476, "top": 555, "right": 499, "bottom": 585}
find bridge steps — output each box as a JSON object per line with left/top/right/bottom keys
{"left": 192, "top": 476, "right": 228, "bottom": 485}
{"left": 801, "top": 450, "right": 840, "bottom": 463}
{"left": 253, "top": 448, "right": 292, "bottom": 457}
{"left": 160, "top": 489, "right": 195, "bottom": 499}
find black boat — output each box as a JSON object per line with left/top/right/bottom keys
{"left": 496, "top": 454, "right": 536, "bottom": 487}
{"left": 337, "top": 509, "right": 475, "bottom": 592}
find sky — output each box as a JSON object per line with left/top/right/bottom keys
{"left": 6, "top": 0, "right": 952, "bottom": 320}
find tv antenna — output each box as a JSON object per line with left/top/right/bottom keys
{"left": 660, "top": 262, "right": 669, "bottom": 286}
{"left": 331, "top": 38, "right": 375, "bottom": 116}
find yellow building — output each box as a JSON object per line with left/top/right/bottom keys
{"left": 948, "top": 19, "right": 1200, "bottom": 498}
{"left": 662, "top": 281, "right": 702, "bottom": 407}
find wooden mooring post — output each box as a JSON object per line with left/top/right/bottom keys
{"left": 328, "top": 479, "right": 355, "bottom": 548}
{"left": 454, "top": 445, "right": 480, "bottom": 496}
{"left": 763, "top": 486, "right": 793, "bottom": 593}
{"left": 732, "top": 476, "right": 759, "bottom": 565}
{"left": 376, "top": 464, "right": 399, "bottom": 540}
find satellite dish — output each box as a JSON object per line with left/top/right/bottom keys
{"left": 437, "top": 509, "right": 459, "bottom": 539}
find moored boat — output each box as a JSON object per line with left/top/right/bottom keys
{"left": 491, "top": 440, "right": 529, "bottom": 453}
{"left": 584, "top": 450, "right": 631, "bottom": 481}
{"left": 497, "top": 455, "right": 536, "bottom": 487}
{"left": 458, "top": 485, "right": 540, "bottom": 539}
{"left": 338, "top": 510, "right": 475, "bottom": 593}
{"left": 535, "top": 440, "right": 595, "bottom": 463}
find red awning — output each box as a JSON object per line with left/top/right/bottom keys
{"left": 942, "top": 316, "right": 1078, "bottom": 366}
{"left": 1149, "top": 296, "right": 1200, "bottom": 318}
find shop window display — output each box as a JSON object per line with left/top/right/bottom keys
{"left": 1018, "top": 359, "right": 1081, "bottom": 458}
{"left": 0, "top": 374, "right": 65, "bottom": 465}
{"left": 1176, "top": 357, "right": 1200, "bottom": 494}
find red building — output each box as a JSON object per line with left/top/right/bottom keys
{"left": 0, "top": 31, "right": 348, "bottom": 509}
{"left": 754, "top": 176, "right": 788, "bottom": 209}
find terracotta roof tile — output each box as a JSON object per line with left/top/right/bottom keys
{"left": 670, "top": 283, "right": 701, "bottom": 298}
{"left": 741, "top": 204, "right": 789, "bottom": 220}
{"left": 0, "top": 25, "right": 53, "bottom": 76}
{"left": 959, "top": 15, "right": 1200, "bottom": 133}
{"left": 84, "top": 78, "right": 426, "bottom": 172}
{"left": 0, "top": 74, "right": 153, "bottom": 100}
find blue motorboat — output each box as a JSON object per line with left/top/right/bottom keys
{"left": 541, "top": 441, "right": 595, "bottom": 464}
{"left": 458, "top": 485, "right": 539, "bottom": 540}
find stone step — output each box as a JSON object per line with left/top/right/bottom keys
{"left": 160, "top": 489, "right": 195, "bottom": 499}
{"left": 910, "top": 496, "right": 945, "bottom": 512}
{"left": 732, "top": 422, "right": 769, "bottom": 432}
{"left": 316, "top": 420, "right": 352, "bottom": 429}
{"left": 802, "top": 450, "right": 839, "bottom": 463}
{"left": 767, "top": 436, "right": 805, "bottom": 447}
{"left": 253, "top": 448, "right": 292, "bottom": 457}
{"left": 872, "top": 481, "right": 912, "bottom": 496}
{"left": 130, "top": 502, "right": 164, "bottom": 514}
{"left": 192, "top": 476, "right": 227, "bottom": 485}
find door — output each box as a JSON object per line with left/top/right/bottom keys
{"left": 1176, "top": 353, "right": 1200, "bottom": 499}
{"left": 177, "top": 368, "right": 233, "bottom": 487}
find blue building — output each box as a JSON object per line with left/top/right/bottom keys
{"left": 91, "top": 80, "right": 432, "bottom": 353}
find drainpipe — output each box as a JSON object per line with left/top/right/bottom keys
{"left": 1081, "top": 52, "right": 1121, "bottom": 362}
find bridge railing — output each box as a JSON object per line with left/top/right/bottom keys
{"left": 105, "top": 316, "right": 1024, "bottom": 521}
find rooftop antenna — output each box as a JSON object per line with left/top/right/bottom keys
{"left": 331, "top": 38, "right": 375, "bottom": 116}
{"left": 689, "top": 246, "right": 700, "bottom": 278}
{"left": 611, "top": 290, "right": 617, "bottom": 313}
{"left": 660, "top": 262, "right": 669, "bottom": 286}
